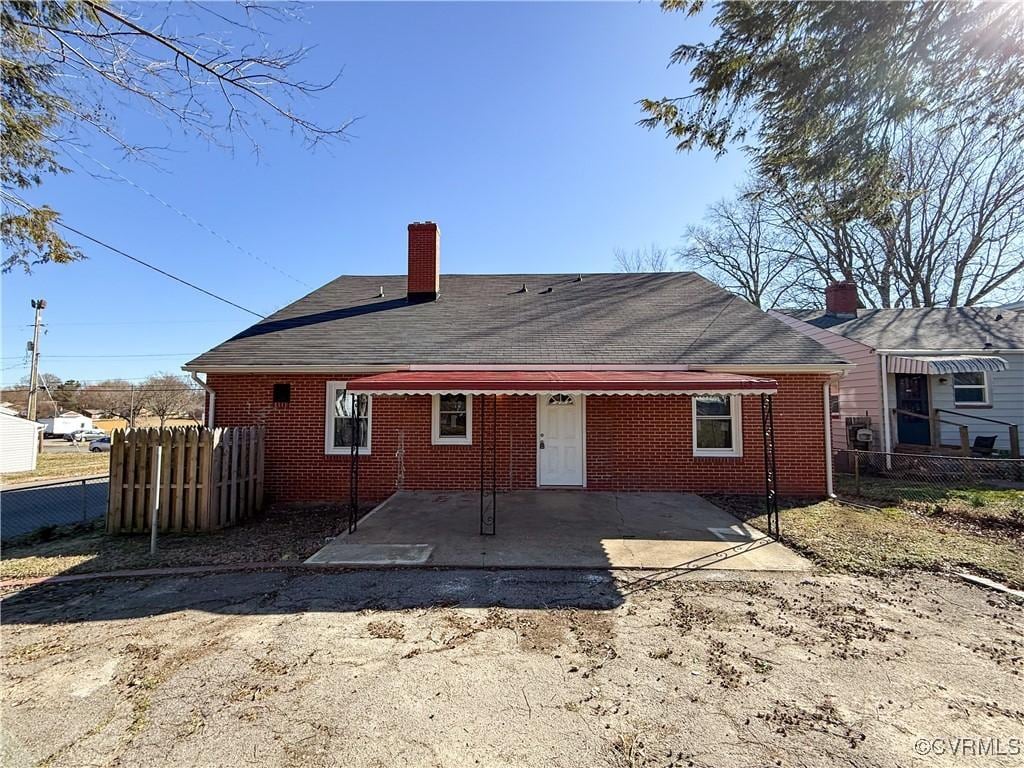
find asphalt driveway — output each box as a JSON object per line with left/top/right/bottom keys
{"left": 0, "top": 477, "right": 108, "bottom": 540}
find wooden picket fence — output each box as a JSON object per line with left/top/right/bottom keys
{"left": 106, "top": 426, "right": 265, "bottom": 534}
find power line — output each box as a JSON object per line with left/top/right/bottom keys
{"left": 1, "top": 353, "right": 199, "bottom": 359}
{"left": 2, "top": 374, "right": 196, "bottom": 386}
{"left": 55, "top": 221, "right": 265, "bottom": 319}
{"left": 3, "top": 319, "right": 239, "bottom": 328}
{"left": 0, "top": 387, "right": 201, "bottom": 393}
{"left": 61, "top": 142, "right": 312, "bottom": 289}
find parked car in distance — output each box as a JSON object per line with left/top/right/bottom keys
{"left": 67, "top": 428, "right": 107, "bottom": 443}
{"left": 89, "top": 436, "right": 112, "bottom": 453}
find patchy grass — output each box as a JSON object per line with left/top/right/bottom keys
{"left": 0, "top": 504, "right": 362, "bottom": 581}
{"left": 715, "top": 495, "right": 1024, "bottom": 590}
{"left": 833, "top": 475, "right": 1024, "bottom": 542}
{"left": 1, "top": 451, "right": 109, "bottom": 485}
{"left": 834, "top": 474, "right": 1023, "bottom": 518}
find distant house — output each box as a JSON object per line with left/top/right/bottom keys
{"left": 0, "top": 407, "right": 42, "bottom": 473}
{"left": 773, "top": 283, "right": 1023, "bottom": 456}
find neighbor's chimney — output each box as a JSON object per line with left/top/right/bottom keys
{"left": 825, "top": 280, "right": 858, "bottom": 318}
{"left": 407, "top": 221, "right": 440, "bottom": 303}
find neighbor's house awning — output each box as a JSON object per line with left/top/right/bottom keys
{"left": 344, "top": 370, "right": 778, "bottom": 396}
{"left": 887, "top": 355, "right": 1007, "bottom": 375}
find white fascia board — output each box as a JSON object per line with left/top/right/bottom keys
{"left": 873, "top": 348, "right": 1023, "bottom": 355}
{"left": 183, "top": 362, "right": 856, "bottom": 375}
{"left": 703, "top": 364, "right": 854, "bottom": 374}
{"left": 181, "top": 364, "right": 409, "bottom": 374}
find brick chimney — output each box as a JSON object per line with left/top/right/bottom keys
{"left": 407, "top": 221, "right": 440, "bottom": 303}
{"left": 825, "top": 281, "right": 858, "bottom": 318}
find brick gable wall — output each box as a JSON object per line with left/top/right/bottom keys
{"left": 207, "top": 372, "right": 829, "bottom": 504}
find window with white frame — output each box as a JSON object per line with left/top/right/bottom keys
{"left": 432, "top": 393, "right": 472, "bottom": 445}
{"left": 325, "top": 382, "right": 371, "bottom": 454}
{"left": 952, "top": 372, "right": 989, "bottom": 405}
{"left": 692, "top": 394, "right": 742, "bottom": 457}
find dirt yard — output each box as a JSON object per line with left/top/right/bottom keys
{"left": 0, "top": 505, "right": 369, "bottom": 580}
{"left": 2, "top": 569, "right": 1021, "bottom": 767}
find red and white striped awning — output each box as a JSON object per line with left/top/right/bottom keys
{"left": 887, "top": 355, "right": 1007, "bottom": 375}
{"left": 344, "top": 370, "right": 778, "bottom": 396}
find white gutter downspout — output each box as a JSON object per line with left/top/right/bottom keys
{"left": 190, "top": 372, "right": 215, "bottom": 429}
{"left": 879, "top": 354, "right": 893, "bottom": 468}
{"left": 823, "top": 381, "right": 834, "bottom": 498}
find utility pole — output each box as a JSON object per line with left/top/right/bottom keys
{"left": 26, "top": 298, "right": 46, "bottom": 422}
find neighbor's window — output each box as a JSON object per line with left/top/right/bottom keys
{"left": 325, "top": 382, "right": 371, "bottom": 454}
{"left": 432, "top": 394, "right": 472, "bottom": 445}
{"left": 692, "top": 395, "right": 742, "bottom": 457}
{"left": 952, "top": 372, "right": 989, "bottom": 405}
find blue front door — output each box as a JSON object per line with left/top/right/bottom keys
{"left": 895, "top": 374, "right": 931, "bottom": 445}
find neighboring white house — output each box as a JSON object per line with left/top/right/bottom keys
{"left": 38, "top": 411, "right": 92, "bottom": 438}
{"left": 773, "top": 283, "right": 1023, "bottom": 456}
{"left": 0, "top": 407, "right": 42, "bottom": 473}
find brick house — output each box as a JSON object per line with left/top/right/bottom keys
{"left": 184, "top": 222, "right": 849, "bottom": 513}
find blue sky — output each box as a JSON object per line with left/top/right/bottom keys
{"left": 1, "top": 1, "right": 748, "bottom": 386}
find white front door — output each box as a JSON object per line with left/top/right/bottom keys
{"left": 537, "top": 393, "right": 584, "bottom": 486}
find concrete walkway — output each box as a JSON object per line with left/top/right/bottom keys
{"left": 307, "top": 490, "right": 810, "bottom": 571}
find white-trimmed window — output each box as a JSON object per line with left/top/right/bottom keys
{"left": 692, "top": 394, "right": 742, "bottom": 457}
{"left": 325, "top": 381, "right": 371, "bottom": 455}
{"left": 952, "top": 372, "right": 989, "bottom": 405}
{"left": 432, "top": 393, "right": 472, "bottom": 445}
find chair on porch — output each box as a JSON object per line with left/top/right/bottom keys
{"left": 970, "top": 435, "right": 998, "bottom": 458}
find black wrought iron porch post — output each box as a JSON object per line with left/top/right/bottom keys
{"left": 760, "top": 393, "right": 780, "bottom": 539}
{"left": 490, "top": 394, "right": 497, "bottom": 534}
{"left": 348, "top": 392, "right": 360, "bottom": 534}
{"left": 479, "top": 394, "right": 496, "bottom": 536}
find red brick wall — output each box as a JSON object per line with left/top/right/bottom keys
{"left": 586, "top": 374, "right": 828, "bottom": 494}
{"left": 207, "top": 372, "right": 829, "bottom": 504}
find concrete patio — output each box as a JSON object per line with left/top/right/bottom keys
{"left": 306, "top": 490, "right": 810, "bottom": 571}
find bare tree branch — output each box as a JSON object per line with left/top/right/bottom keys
{"left": 613, "top": 244, "right": 670, "bottom": 272}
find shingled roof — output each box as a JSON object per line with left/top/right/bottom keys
{"left": 185, "top": 272, "right": 847, "bottom": 370}
{"left": 783, "top": 307, "right": 1024, "bottom": 350}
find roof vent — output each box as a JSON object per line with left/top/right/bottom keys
{"left": 519, "top": 283, "right": 529, "bottom": 293}
{"left": 540, "top": 286, "right": 552, "bottom": 294}
{"left": 377, "top": 285, "right": 384, "bottom": 298}
{"left": 575, "top": 274, "right": 583, "bottom": 282}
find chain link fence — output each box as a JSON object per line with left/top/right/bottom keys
{"left": 1, "top": 475, "right": 109, "bottom": 541}
{"left": 833, "top": 449, "right": 1024, "bottom": 509}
